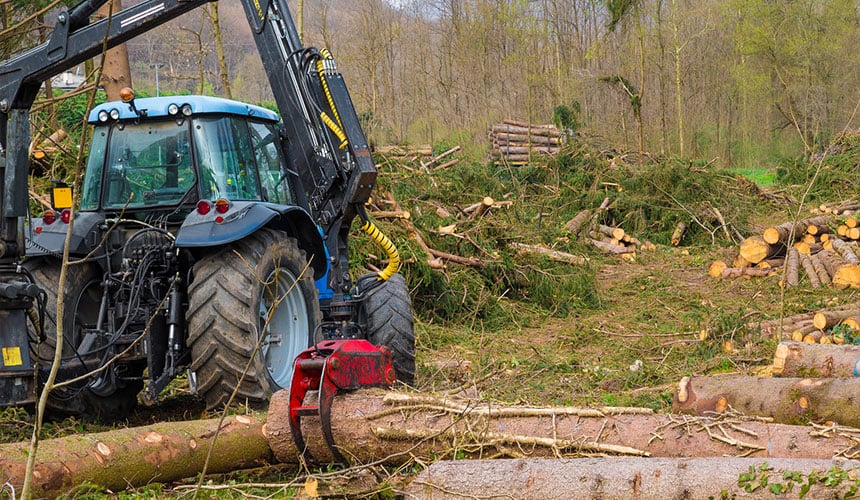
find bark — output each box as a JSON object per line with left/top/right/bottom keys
{"left": 785, "top": 247, "right": 800, "bottom": 286}
{"left": 773, "top": 341, "right": 860, "bottom": 378}
{"left": 598, "top": 224, "right": 626, "bottom": 240}
{"left": 402, "top": 457, "right": 860, "bottom": 500}
{"left": 673, "top": 374, "right": 860, "bottom": 427}
{"left": 721, "top": 267, "right": 771, "bottom": 278}
{"left": 492, "top": 132, "right": 561, "bottom": 145}
{"left": 763, "top": 219, "right": 814, "bottom": 245}
{"left": 0, "top": 415, "right": 270, "bottom": 498}
{"left": 96, "top": 0, "right": 132, "bottom": 100}
{"left": 800, "top": 252, "right": 822, "bottom": 287}
{"left": 809, "top": 252, "right": 832, "bottom": 286}
{"left": 832, "top": 238, "right": 860, "bottom": 264}
{"left": 563, "top": 209, "right": 592, "bottom": 238}
{"left": 267, "top": 389, "right": 860, "bottom": 464}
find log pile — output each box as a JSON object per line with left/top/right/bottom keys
{"left": 752, "top": 301, "right": 860, "bottom": 341}
{"left": 562, "top": 199, "right": 655, "bottom": 260}
{"left": 810, "top": 200, "right": 860, "bottom": 216}
{"left": 490, "top": 119, "right": 563, "bottom": 165}
{"left": 712, "top": 215, "right": 860, "bottom": 287}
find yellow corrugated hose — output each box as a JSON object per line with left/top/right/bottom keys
{"left": 361, "top": 218, "right": 400, "bottom": 281}
{"left": 317, "top": 49, "right": 347, "bottom": 149}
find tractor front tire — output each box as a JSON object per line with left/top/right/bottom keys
{"left": 356, "top": 272, "right": 415, "bottom": 385}
{"left": 23, "top": 258, "right": 142, "bottom": 421}
{"left": 187, "top": 229, "right": 320, "bottom": 409}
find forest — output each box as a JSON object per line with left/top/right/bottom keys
{"left": 4, "top": 0, "right": 860, "bottom": 167}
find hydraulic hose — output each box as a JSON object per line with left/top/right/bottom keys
{"left": 317, "top": 49, "right": 348, "bottom": 149}
{"left": 361, "top": 218, "right": 400, "bottom": 281}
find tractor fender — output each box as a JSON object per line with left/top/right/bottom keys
{"left": 175, "top": 201, "right": 328, "bottom": 279}
{"left": 25, "top": 211, "right": 105, "bottom": 257}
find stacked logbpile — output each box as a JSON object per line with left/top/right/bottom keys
{"left": 755, "top": 302, "right": 860, "bottom": 342}
{"left": 563, "top": 200, "right": 655, "bottom": 261}
{"left": 709, "top": 214, "right": 860, "bottom": 287}
{"left": 489, "top": 119, "right": 563, "bottom": 165}
{"left": 809, "top": 200, "right": 860, "bottom": 216}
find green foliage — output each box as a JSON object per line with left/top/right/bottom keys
{"left": 605, "top": 0, "right": 638, "bottom": 31}
{"left": 552, "top": 101, "right": 582, "bottom": 133}
{"left": 775, "top": 135, "right": 860, "bottom": 202}
{"left": 737, "top": 463, "right": 860, "bottom": 498}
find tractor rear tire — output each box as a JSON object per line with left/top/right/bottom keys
{"left": 187, "top": 229, "right": 320, "bottom": 409}
{"left": 23, "top": 258, "right": 142, "bottom": 421}
{"left": 356, "top": 273, "right": 415, "bottom": 385}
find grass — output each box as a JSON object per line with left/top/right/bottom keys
{"left": 728, "top": 166, "right": 778, "bottom": 187}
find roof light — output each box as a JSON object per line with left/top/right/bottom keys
{"left": 181, "top": 103, "right": 193, "bottom": 116}
{"left": 168, "top": 103, "right": 179, "bottom": 115}
{"left": 119, "top": 87, "right": 135, "bottom": 102}
{"left": 42, "top": 210, "right": 56, "bottom": 225}
{"left": 109, "top": 108, "right": 120, "bottom": 120}
{"left": 214, "top": 198, "right": 231, "bottom": 214}
{"left": 98, "top": 110, "right": 109, "bottom": 122}
{"left": 196, "top": 200, "right": 212, "bottom": 215}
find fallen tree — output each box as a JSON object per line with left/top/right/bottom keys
{"left": 401, "top": 457, "right": 860, "bottom": 499}
{"left": 673, "top": 374, "right": 860, "bottom": 426}
{"left": 11, "top": 388, "right": 860, "bottom": 496}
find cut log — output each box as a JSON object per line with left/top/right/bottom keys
{"left": 670, "top": 222, "right": 686, "bottom": 246}
{"left": 799, "top": 252, "right": 822, "bottom": 287}
{"left": 708, "top": 260, "right": 728, "bottom": 278}
{"left": 809, "top": 252, "right": 832, "bottom": 286}
{"left": 802, "top": 330, "right": 825, "bottom": 343}
{"left": 267, "top": 388, "right": 860, "bottom": 464}
{"left": 763, "top": 217, "right": 832, "bottom": 245}
{"left": 834, "top": 264, "right": 860, "bottom": 288}
{"left": 597, "top": 224, "right": 625, "bottom": 240}
{"left": 813, "top": 309, "right": 860, "bottom": 330}
{"left": 673, "top": 374, "right": 860, "bottom": 426}
{"left": 0, "top": 415, "right": 271, "bottom": 498}
{"left": 509, "top": 242, "right": 589, "bottom": 264}
{"left": 464, "top": 196, "right": 494, "bottom": 221}
{"left": 832, "top": 238, "right": 860, "bottom": 264}
{"left": 785, "top": 247, "right": 800, "bottom": 286}
{"left": 403, "top": 457, "right": 860, "bottom": 500}
{"left": 721, "top": 267, "right": 772, "bottom": 278}
{"left": 590, "top": 238, "right": 635, "bottom": 255}
{"left": 739, "top": 235, "right": 783, "bottom": 264}
{"left": 562, "top": 209, "right": 592, "bottom": 237}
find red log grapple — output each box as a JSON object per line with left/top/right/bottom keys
{"left": 288, "top": 339, "right": 396, "bottom": 464}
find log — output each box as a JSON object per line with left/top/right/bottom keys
{"left": 670, "top": 222, "right": 686, "bottom": 246}
{"left": 834, "top": 264, "right": 860, "bottom": 288}
{"left": 739, "top": 235, "right": 783, "bottom": 263}
{"left": 763, "top": 220, "right": 808, "bottom": 245}
{"left": 832, "top": 238, "right": 860, "bottom": 264}
{"left": 720, "top": 267, "right": 772, "bottom": 278}
{"left": 773, "top": 341, "right": 860, "bottom": 378}
{"left": 492, "top": 132, "right": 561, "bottom": 145}
{"left": 464, "top": 196, "right": 495, "bottom": 221}
{"left": 0, "top": 415, "right": 271, "bottom": 498}
{"left": 509, "top": 242, "right": 589, "bottom": 264}
{"left": 597, "top": 224, "right": 625, "bottom": 240}
{"left": 799, "top": 252, "right": 822, "bottom": 287}
{"left": 809, "top": 252, "right": 832, "bottom": 286}
{"left": 708, "top": 260, "right": 727, "bottom": 278}
{"left": 813, "top": 309, "right": 860, "bottom": 330}
{"left": 563, "top": 209, "right": 592, "bottom": 238}
{"left": 267, "top": 389, "right": 860, "bottom": 463}
{"left": 785, "top": 247, "right": 800, "bottom": 286}
{"left": 403, "top": 457, "right": 860, "bottom": 500}
{"left": 673, "top": 374, "right": 860, "bottom": 426}
{"left": 590, "top": 238, "right": 635, "bottom": 255}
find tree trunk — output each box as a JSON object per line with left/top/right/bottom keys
{"left": 673, "top": 374, "right": 860, "bottom": 426}
{"left": 785, "top": 247, "right": 800, "bottom": 286}
{"left": 563, "top": 209, "right": 592, "bottom": 238}
{"left": 96, "top": 0, "right": 132, "bottom": 101}
{"left": 773, "top": 341, "right": 860, "bottom": 378}
{"left": 267, "top": 389, "right": 860, "bottom": 463}
{"left": 402, "top": 457, "right": 860, "bottom": 500}
{"left": 813, "top": 309, "right": 860, "bottom": 330}
{"left": 0, "top": 415, "right": 270, "bottom": 498}
{"left": 800, "top": 252, "right": 822, "bottom": 287}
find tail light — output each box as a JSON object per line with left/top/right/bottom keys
{"left": 60, "top": 209, "right": 71, "bottom": 224}
{"left": 214, "top": 198, "right": 230, "bottom": 214}
{"left": 196, "top": 200, "right": 212, "bottom": 215}
{"left": 42, "top": 210, "right": 56, "bottom": 225}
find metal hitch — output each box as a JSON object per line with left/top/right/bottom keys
{"left": 288, "top": 339, "right": 396, "bottom": 464}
